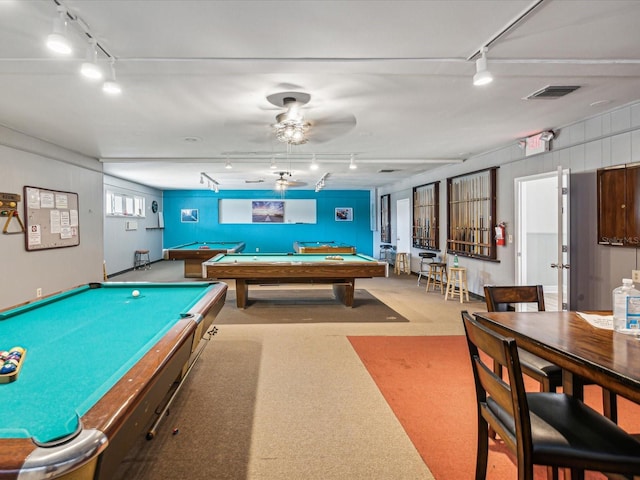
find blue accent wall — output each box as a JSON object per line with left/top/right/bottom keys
{"left": 163, "top": 190, "right": 373, "bottom": 255}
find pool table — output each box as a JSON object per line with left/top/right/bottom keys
{"left": 293, "top": 241, "right": 356, "bottom": 254}
{"left": 163, "top": 241, "right": 246, "bottom": 277}
{"left": 202, "top": 253, "right": 387, "bottom": 308}
{"left": 0, "top": 281, "right": 227, "bottom": 480}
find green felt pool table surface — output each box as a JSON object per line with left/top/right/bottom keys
{"left": 0, "top": 281, "right": 227, "bottom": 480}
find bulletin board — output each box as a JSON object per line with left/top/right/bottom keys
{"left": 23, "top": 186, "right": 80, "bottom": 251}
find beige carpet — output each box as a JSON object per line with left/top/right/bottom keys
{"left": 111, "top": 260, "right": 486, "bottom": 480}
{"left": 217, "top": 288, "right": 409, "bottom": 324}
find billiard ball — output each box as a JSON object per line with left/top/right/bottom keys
{"left": 132, "top": 290, "right": 140, "bottom": 297}
{"left": 0, "top": 363, "right": 16, "bottom": 374}
{"left": 10, "top": 347, "right": 24, "bottom": 355}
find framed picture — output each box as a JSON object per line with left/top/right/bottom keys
{"left": 252, "top": 200, "right": 284, "bottom": 223}
{"left": 181, "top": 209, "right": 199, "bottom": 223}
{"left": 335, "top": 207, "right": 353, "bottom": 222}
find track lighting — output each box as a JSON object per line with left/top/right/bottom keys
{"left": 310, "top": 154, "right": 319, "bottom": 171}
{"left": 349, "top": 154, "right": 357, "bottom": 170}
{"left": 270, "top": 157, "right": 277, "bottom": 169}
{"left": 473, "top": 47, "right": 493, "bottom": 86}
{"left": 102, "top": 60, "right": 122, "bottom": 95}
{"left": 200, "top": 172, "right": 219, "bottom": 192}
{"left": 225, "top": 160, "right": 232, "bottom": 169}
{"left": 46, "top": 6, "right": 73, "bottom": 55}
{"left": 80, "top": 40, "right": 102, "bottom": 80}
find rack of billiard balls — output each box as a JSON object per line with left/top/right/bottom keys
{"left": 0, "top": 347, "right": 26, "bottom": 383}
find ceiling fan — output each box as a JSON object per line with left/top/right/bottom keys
{"left": 274, "top": 171, "right": 306, "bottom": 189}
{"left": 266, "top": 91, "right": 357, "bottom": 144}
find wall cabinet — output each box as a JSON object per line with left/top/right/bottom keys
{"left": 447, "top": 167, "right": 497, "bottom": 260}
{"left": 412, "top": 182, "right": 439, "bottom": 250}
{"left": 597, "top": 164, "right": 640, "bottom": 246}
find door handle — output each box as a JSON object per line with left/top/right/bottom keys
{"left": 550, "top": 263, "right": 570, "bottom": 269}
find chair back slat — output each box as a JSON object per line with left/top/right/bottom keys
{"left": 484, "top": 285, "right": 545, "bottom": 312}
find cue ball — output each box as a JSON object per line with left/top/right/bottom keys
{"left": 132, "top": 290, "right": 140, "bottom": 297}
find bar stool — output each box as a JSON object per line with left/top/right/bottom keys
{"left": 445, "top": 266, "right": 469, "bottom": 302}
{"left": 394, "top": 252, "right": 410, "bottom": 274}
{"left": 134, "top": 249, "right": 150, "bottom": 270}
{"left": 417, "top": 252, "right": 436, "bottom": 285}
{"left": 425, "top": 260, "right": 448, "bottom": 294}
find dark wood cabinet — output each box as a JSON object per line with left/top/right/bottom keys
{"left": 597, "top": 165, "right": 640, "bottom": 246}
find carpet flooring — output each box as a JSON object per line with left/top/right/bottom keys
{"left": 216, "top": 288, "right": 409, "bottom": 324}
{"left": 348, "top": 335, "right": 640, "bottom": 480}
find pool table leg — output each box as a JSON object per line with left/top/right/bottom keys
{"left": 333, "top": 280, "right": 355, "bottom": 307}
{"left": 235, "top": 279, "right": 249, "bottom": 308}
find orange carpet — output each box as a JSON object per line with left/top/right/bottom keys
{"left": 348, "top": 335, "right": 640, "bottom": 480}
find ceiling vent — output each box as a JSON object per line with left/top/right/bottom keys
{"left": 244, "top": 179, "right": 265, "bottom": 184}
{"left": 378, "top": 169, "right": 398, "bottom": 173}
{"left": 525, "top": 85, "right": 580, "bottom": 100}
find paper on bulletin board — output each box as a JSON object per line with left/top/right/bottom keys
{"left": 28, "top": 224, "right": 42, "bottom": 246}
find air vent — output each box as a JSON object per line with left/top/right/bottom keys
{"left": 244, "top": 179, "right": 265, "bottom": 184}
{"left": 525, "top": 85, "right": 580, "bottom": 100}
{"left": 378, "top": 169, "right": 398, "bottom": 173}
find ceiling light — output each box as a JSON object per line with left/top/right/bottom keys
{"left": 200, "top": 174, "right": 204, "bottom": 184}
{"left": 273, "top": 99, "right": 309, "bottom": 145}
{"left": 310, "top": 154, "right": 319, "bottom": 171}
{"left": 46, "top": 7, "right": 73, "bottom": 55}
{"left": 102, "top": 60, "right": 122, "bottom": 95}
{"left": 473, "top": 47, "right": 493, "bottom": 86}
{"left": 349, "top": 154, "right": 357, "bottom": 170}
{"left": 80, "top": 40, "right": 102, "bottom": 80}
{"left": 225, "top": 160, "right": 232, "bottom": 169}
{"left": 270, "top": 157, "right": 277, "bottom": 169}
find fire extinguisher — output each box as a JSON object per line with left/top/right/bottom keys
{"left": 495, "top": 222, "right": 506, "bottom": 246}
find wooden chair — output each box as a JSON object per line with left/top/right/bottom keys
{"left": 484, "top": 285, "right": 562, "bottom": 392}
{"left": 484, "top": 285, "right": 617, "bottom": 423}
{"left": 461, "top": 311, "right": 640, "bottom": 480}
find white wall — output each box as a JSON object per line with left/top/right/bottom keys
{"left": 379, "top": 101, "right": 640, "bottom": 310}
{"left": 103, "top": 176, "right": 163, "bottom": 275}
{"left": 0, "top": 127, "right": 104, "bottom": 309}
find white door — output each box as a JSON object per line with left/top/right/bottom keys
{"left": 396, "top": 198, "right": 411, "bottom": 253}
{"left": 515, "top": 167, "right": 570, "bottom": 311}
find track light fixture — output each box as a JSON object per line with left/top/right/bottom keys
{"left": 46, "top": 6, "right": 73, "bottom": 55}
{"left": 473, "top": 47, "right": 493, "bottom": 86}
{"left": 102, "top": 60, "right": 122, "bottom": 95}
{"left": 200, "top": 172, "right": 219, "bottom": 192}
{"left": 270, "top": 157, "right": 277, "bottom": 169}
{"left": 349, "top": 154, "right": 357, "bottom": 170}
{"left": 80, "top": 39, "right": 102, "bottom": 80}
{"left": 310, "top": 154, "right": 319, "bottom": 171}
{"left": 225, "top": 160, "right": 232, "bottom": 169}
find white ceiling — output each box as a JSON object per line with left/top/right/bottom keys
{"left": 1, "top": 0, "right": 639, "bottom": 191}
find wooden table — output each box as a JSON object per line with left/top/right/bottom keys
{"left": 473, "top": 311, "right": 640, "bottom": 404}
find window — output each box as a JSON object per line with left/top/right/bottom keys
{"left": 380, "top": 194, "right": 391, "bottom": 243}
{"left": 106, "top": 191, "right": 146, "bottom": 217}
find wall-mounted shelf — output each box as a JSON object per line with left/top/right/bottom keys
{"left": 412, "top": 182, "right": 439, "bottom": 250}
{"left": 447, "top": 167, "right": 497, "bottom": 260}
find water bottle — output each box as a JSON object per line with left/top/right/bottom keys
{"left": 612, "top": 278, "right": 640, "bottom": 334}
{"left": 453, "top": 254, "right": 459, "bottom": 267}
